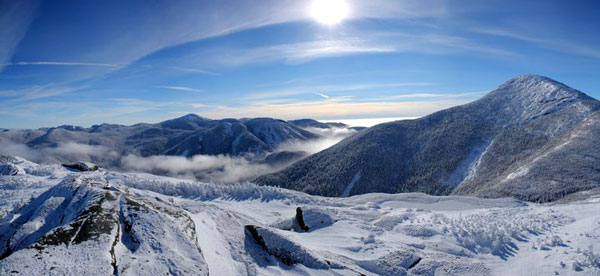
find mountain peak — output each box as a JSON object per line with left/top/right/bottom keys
{"left": 473, "top": 74, "right": 599, "bottom": 123}
{"left": 508, "top": 74, "right": 552, "bottom": 82}
{"left": 498, "top": 74, "right": 564, "bottom": 91}
{"left": 158, "top": 113, "right": 211, "bottom": 130}
{"left": 484, "top": 74, "right": 591, "bottom": 106}
{"left": 178, "top": 113, "right": 209, "bottom": 121}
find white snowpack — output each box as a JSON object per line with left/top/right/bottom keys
{"left": 0, "top": 157, "right": 598, "bottom": 275}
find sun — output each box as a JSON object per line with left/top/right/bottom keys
{"left": 310, "top": 0, "right": 349, "bottom": 26}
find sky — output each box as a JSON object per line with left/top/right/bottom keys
{"left": 0, "top": 0, "right": 599, "bottom": 129}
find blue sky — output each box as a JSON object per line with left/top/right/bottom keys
{"left": 1, "top": 0, "right": 599, "bottom": 128}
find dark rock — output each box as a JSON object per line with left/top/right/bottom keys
{"left": 295, "top": 207, "right": 310, "bottom": 232}
{"left": 62, "top": 162, "right": 99, "bottom": 172}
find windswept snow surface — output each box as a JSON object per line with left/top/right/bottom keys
{"left": 1, "top": 157, "right": 599, "bottom": 275}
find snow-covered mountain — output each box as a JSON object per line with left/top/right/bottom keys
{"left": 0, "top": 115, "right": 360, "bottom": 181}
{"left": 1, "top": 115, "right": 327, "bottom": 159}
{"left": 257, "top": 75, "right": 600, "bottom": 202}
{"left": 1, "top": 156, "right": 599, "bottom": 275}
{"left": 0, "top": 115, "right": 368, "bottom": 186}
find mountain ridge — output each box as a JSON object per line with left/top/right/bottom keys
{"left": 256, "top": 75, "right": 600, "bottom": 202}
{"left": 0, "top": 115, "right": 354, "bottom": 160}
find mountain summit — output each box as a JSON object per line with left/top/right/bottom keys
{"left": 256, "top": 75, "right": 600, "bottom": 202}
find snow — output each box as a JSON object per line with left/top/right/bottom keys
{"left": 447, "top": 139, "right": 493, "bottom": 187}
{"left": 190, "top": 210, "right": 242, "bottom": 275}
{"left": 0, "top": 157, "right": 599, "bottom": 275}
{"left": 342, "top": 171, "right": 360, "bottom": 197}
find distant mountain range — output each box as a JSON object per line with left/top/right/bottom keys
{"left": 0, "top": 116, "right": 360, "bottom": 177}
{"left": 257, "top": 75, "right": 600, "bottom": 202}
{"left": 1, "top": 116, "right": 352, "bottom": 157}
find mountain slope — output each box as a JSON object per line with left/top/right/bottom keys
{"left": 256, "top": 75, "right": 600, "bottom": 202}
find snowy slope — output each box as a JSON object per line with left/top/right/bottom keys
{"left": 1, "top": 157, "right": 599, "bottom": 275}
{"left": 257, "top": 75, "right": 600, "bottom": 202}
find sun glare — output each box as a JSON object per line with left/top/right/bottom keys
{"left": 310, "top": 0, "right": 349, "bottom": 26}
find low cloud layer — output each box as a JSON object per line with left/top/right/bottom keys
{"left": 119, "top": 154, "right": 274, "bottom": 183}
{"left": 0, "top": 141, "right": 119, "bottom": 164}
{"left": 0, "top": 127, "right": 357, "bottom": 183}
{"left": 118, "top": 130, "right": 352, "bottom": 183}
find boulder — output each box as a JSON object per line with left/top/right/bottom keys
{"left": 62, "top": 162, "right": 99, "bottom": 172}
{"left": 272, "top": 207, "right": 335, "bottom": 232}
{"left": 244, "top": 225, "right": 330, "bottom": 268}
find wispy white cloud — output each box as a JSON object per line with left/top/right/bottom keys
{"left": 0, "top": 0, "right": 506, "bottom": 82}
{"left": 169, "top": 66, "right": 219, "bottom": 76}
{"left": 219, "top": 39, "right": 396, "bottom": 65}
{"left": 243, "top": 82, "right": 434, "bottom": 101}
{"left": 472, "top": 27, "right": 600, "bottom": 58}
{"left": 383, "top": 91, "right": 486, "bottom": 100}
{"left": 205, "top": 27, "right": 520, "bottom": 67}
{"left": 313, "top": 92, "right": 330, "bottom": 99}
{"left": 127, "top": 0, "right": 448, "bottom": 68}
{"left": 0, "top": 85, "right": 81, "bottom": 101}
{"left": 8, "top": 61, "right": 121, "bottom": 67}
{"left": 374, "top": 31, "right": 518, "bottom": 56}
{"left": 154, "top": 85, "right": 204, "bottom": 92}
{"left": 0, "top": 0, "right": 41, "bottom": 71}
{"left": 186, "top": 86, "right": 485, "bottom": 121}
{"left": 0, "top": 98, "right": 191, "bottom": 128}
{"left": 191, "top": 97, "right": 470, "bottom": 120}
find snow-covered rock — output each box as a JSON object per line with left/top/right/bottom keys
{"left": 272, "top": 207, "right": 336, "bottom": 232}
{"left": 0, "top": 164, "right": 23, "bottom": 176}
{"left": 244, "top": 225, "right": 331, "bottom": 268}
{"left": 0, "top": 169, "right": 208, "bottom": 275}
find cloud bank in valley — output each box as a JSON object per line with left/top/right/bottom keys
{"left": 0, "top": 141, "right": 119, "bottom": 164}
{"left": 118, "top": 128, "right": 353, "bottom": 183}
{"left": 0, "top": 127, "right": 357, "bottom": 183}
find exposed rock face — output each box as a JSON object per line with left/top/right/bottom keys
{"left": 295, "top": 207, "right": 310, "bottom": 232}
{"left": 62, "top": 161, "right": 99, "bottom": 172}
{"left": 257, "top": 75, "right": 600, "bottom": 202}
